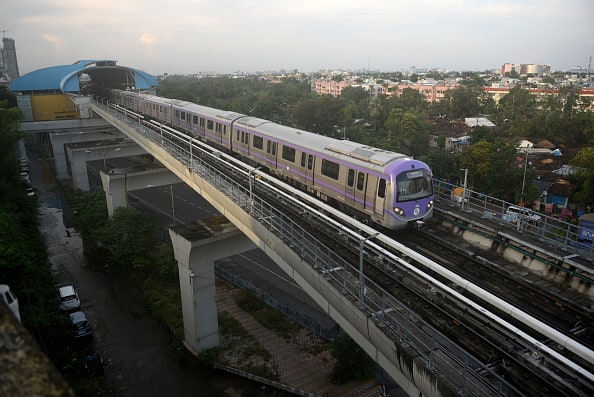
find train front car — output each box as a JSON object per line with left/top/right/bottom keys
{"left": 385, "top": 159, "right": 434, "bottom": 229}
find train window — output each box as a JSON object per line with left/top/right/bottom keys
{"left": 192, "top": 115, "right": 198, "bottom": 124}
{"left": 223, "top": 125, "right": 227, "bottom": 136}
{"left": 207, "top": 120, "right": 213, "bottom": 130}
{"left": 282, "top": 146, "right": 296, "bottom": 162}
{"left": 253, "top": 135, "right": 263, "bottom": 150}
{"left": 236, "top": 130, "right": 240, "bottom": 140}
{"left": 395, "top": 169, "right": 432, "bottom": 201}
{"left": 241, "top": 131, "right": 245, "bottom": 143}
{"left": 245, "top": 133, "right": 249, "bottom": 144}
{"left": 347, "top": 169, "right": 355, "bottom": 187}
{"left": 321, "top": 159, "right": 339, "bottom": 180}
{"left": 267, "top": 141, "right": 271, "bottom": 153}
{"left": 378, "top": 178, "right": 386, "bottom": 198}
{"left": 301, "top": 153, "right": 306, "bottom": 167}
{"left": 357, "top": 172, "right": 365, "bottom": 190}
{"left": 272, "top": 142, "right": 277, "bottom": 155}
{"left": 181, "top": 112, "right": 186, "bottom": 121}
{"left": 200, "top": 118, "right": 205, "bottom": 127}
{"left": 307, "top": 155, "right": 313, "bottom": 170}
{"left": 174, "top": 110, "right": 180, "bottom": 118}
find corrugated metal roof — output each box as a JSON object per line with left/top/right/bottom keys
{"left": 9, "top": 60, "right": 158, "bottom": 93}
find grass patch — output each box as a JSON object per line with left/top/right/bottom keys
{"left": 235, "top": 290, "right": 300, "bottom": 339}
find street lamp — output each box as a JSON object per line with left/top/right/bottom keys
{"left": 520, "top": 148, "right": 530, "bottom": 205}
{"left": 170, "top": 185, "right": 176, "bottom": 226}
{"left": 359, "top": 232, "right": 379, "bottom": 309}
{"left": 248, "top": 167, "right": 262, "bottom": 214}
{"left": 99, "top": 147, "right": 121, "bottom": 170}
{"left": 146, "top": 184, "right": 176, "bottom": 226}
{"left": 460, "top": 168, "right": 468, "bottom": 210}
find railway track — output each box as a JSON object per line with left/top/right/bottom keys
{"left": 399, "top": 223, "right": 594, "bottom": 356}
{"left": 117, "top": 104, "right": 594, "bottom": 396}
{"left": 248, "top": 177, "right": 594, "bottom": 395}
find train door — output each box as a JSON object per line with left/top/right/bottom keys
{"left": 374, "top": 177, "right": 386, "bottom": 216}
{"left": 354, "top": 171, "right": 367, "bottom": 210}
{"left": 266, "top": 140, "right": 278, "bottom": 170}
{"left": 300, "top": 153, "right": 314, "bottom": 186}
{"left": 345, "top": 168, "right": 356, "bottom": 206}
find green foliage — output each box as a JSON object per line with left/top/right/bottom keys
{"left": 156, "top": 75, "right": 594, "bottom": 204}
{"left": 330, "top": 331, "right": 375, "bottom": 384}
{"left": 65, "top": 189, "right": 108, "bottom": 241}
{"left": 441, "top": 84, "right": 493, "bottom": 119}
{"left": 569, "top": 146, "right": 594, "bottom": 207}
{"left": 197, "top": 347, "right": 220, "bottom": 366}
{"left": 157, "top": 75, "right": 311, "bottom": 125}
{"left": 235, "top": 290, "right": 299, "bottom": 339}
{"left": 294, "top": 95, "right": 343, "bottom": 135}
{"left": 0, "top": 92, "right": 83, "bottom": 391}
{"left": 423, "top": 150, "right": 462, "bottom": 181}
{"left": 459, "top": 140, "right": 532, "bottom": 202}
{"left": 95, "top": 207, "right": 156, "bottom": 272}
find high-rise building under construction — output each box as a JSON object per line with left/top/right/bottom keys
{"left": 1, "top": 36, "right": 20, "bottom": 86}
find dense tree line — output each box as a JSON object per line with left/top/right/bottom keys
{"left": 157, "top": 75, "right": 594, "bottom": 209}
{"left": 0, "top": 87, "right": 80, "bottom": 392}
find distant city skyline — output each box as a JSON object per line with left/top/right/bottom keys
{"left": 2, "top": 0, "right": 593, "bottom": 76}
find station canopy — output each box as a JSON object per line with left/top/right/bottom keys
{"left": 9, "top": 59, "right": 158, "bottom": 97}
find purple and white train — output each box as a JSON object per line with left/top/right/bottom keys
{"left": 109, "top": 89, "right": 434, "bottom": 230}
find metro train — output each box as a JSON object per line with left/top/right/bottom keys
{"left": 108, "top": 89, "right": 434, "bottom": 230}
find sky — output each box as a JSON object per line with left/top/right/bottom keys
{"left": 2, "top": 0, "right": 593, "bottom": 76}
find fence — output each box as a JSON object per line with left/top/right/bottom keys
{"left": 433, "top": 179, "right": 594, "bottom": 261}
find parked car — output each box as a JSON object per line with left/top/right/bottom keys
{"left": 19, "top": 171, "right": 30, "bottom": 183}
{"left": 57, "top": 285, "right": 81, "bottom": 311}
{"left": 0, "top": 284, "right": 20, "bottom": 322}
{"left": 505, "top": 205, "right": 542, "bottom": 224}
{"left": 70, "top": 310, "right": 93, "bottom": 339}
{"left": 83, "top": 350, "right": 104, "bottom": 377}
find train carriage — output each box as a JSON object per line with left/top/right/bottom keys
{"left": 107, "top": 90, "right": 434, "bottom": 230}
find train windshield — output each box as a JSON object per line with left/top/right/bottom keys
{"left": 395, "top": 168, "right": 433, "bottom": 202}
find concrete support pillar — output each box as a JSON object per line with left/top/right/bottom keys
{"left": 169, "top": 222, "right": 255, "bottom": 355}
{"left": 49, "top": 130, "right": 125, "bottom": 180}
{"left": 68, "top": 141, "right": 148, "bottom": 191}
{"left": 100, "top": 166, "right": 182, "bottom": 216}
{"left": 100, "top": 170, "right": 128, "bottom": 215}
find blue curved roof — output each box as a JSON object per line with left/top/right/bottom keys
{"left": 9, "top": 59, "right": 158, "bottom": 93}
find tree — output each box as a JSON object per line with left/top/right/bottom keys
{"left": 569, "top": 146, "right": 594, "bottom": 208}
{"left": 397, "top": 88, "right": 427, "bottom": 112}
{"left": 459, "top": 141, "right": 523, "bottom": 201}
{"left": 423, "top": 150, "right": 461, "bottom": 181}
{"left": 330, "top": 331, "right": 375, "bottom": 384}
{"left": 496, "top": 86, "right": 537, "bottom": 136}
{"left": 96, "top": 207, "right": 156, "bottom": 271}
{"left": 66, "top": 189, "right": 108, "bottom": 241}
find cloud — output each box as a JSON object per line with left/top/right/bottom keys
{"left": 42, "top": 34, "right": 66, "bottom": 51}
{"left": 139, "top": 33, "right": 158, "bottom": 46}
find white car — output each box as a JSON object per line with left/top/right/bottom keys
{"left": 0, "top": 284, "right": 20, "bottom": 322}
{"left": 506, "top": 205, "right": 542, "bottom": 224}
{"left": 57, "top": 285, "right": 81, "bottom": 311}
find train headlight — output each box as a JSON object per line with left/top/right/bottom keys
{"left": 426, "top": 200, "right": 434, "bottom": 210}
{"left": 393, "top": 207, "right": 405, "bottom": 216}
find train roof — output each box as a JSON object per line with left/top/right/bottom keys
{"left": 115, "top": 90, "right": 419, "bottom": 173}
{"left": 253, "top": 121, "right": 408, "bottom": 168}
{"left": 173, "top": 100, "right": 414, "bottom": 171}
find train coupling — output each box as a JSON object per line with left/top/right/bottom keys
{"left": 414, "top": 220, "right": 426, "bottom": 231}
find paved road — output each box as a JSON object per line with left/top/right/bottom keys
{"left": 33, "top": 154, "right": 293, "bottom": 397}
